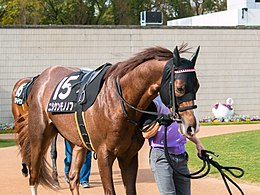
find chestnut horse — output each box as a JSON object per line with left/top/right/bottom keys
{"left": 12, "top": 77, "right": 60, "bottom": 187}
{"left": 16, "top": 45, "right": 200, "bottom": 195}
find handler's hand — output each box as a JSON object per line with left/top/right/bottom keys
{"left": 196, "top": 141, "right": 205, "bottom": 157}
{"left": 157, "top": 114, "right": 173, "bottom": 127}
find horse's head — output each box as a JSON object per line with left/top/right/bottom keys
{"left": 160, "top": 46, "right": 200, "bottom": 137}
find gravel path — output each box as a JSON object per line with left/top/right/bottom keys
{"left": 0, "top": 124, "right": 260, "bottom": 195}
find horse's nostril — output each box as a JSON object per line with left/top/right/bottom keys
{"left": 187, "top": 126, "right": 193, "bottom": 135}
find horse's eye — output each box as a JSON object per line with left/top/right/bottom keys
{"left": 177, "top": 87, "right": 185, "bottom": 93}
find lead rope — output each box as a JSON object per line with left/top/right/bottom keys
{"left": 163, "top": 125, "right": 245, "bottom": 195}
{"left": 163, "top": 126, "right": 211, "bottom": 179}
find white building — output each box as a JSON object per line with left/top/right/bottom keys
{"left": 167, "top": 0, "right": 260, "bottom": 26}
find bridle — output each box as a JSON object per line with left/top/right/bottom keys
{"left": 113, "top": 57, "right": 198, "bottom": 127}
{"left": 114, "top": 45, "right": 200, "bottom": 126}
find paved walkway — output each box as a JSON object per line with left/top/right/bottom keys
{"left": 0, "top": 124, "right": 260, "bottom": 195}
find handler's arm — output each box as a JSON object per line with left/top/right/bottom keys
{"left": 187, "top": 135, "right": 205, "bottom": 157}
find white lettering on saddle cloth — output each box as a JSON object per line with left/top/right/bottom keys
{"left": 48, "top": 102, "right": 74, "bottom": 112}
{"left": 47, "top": 75, "right": 80, "bottom": 112}
{"left": 14, "top": 83, "right": 28, "bottom": 105}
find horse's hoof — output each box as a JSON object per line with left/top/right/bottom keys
{"left": 22, "top": 172, "right": 28, "bottom": 177}
{"left": 21, "top": 168, "right": 28, "bottom": 177}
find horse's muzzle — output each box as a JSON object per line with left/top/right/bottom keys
{"left": 179, "top": 118, "right": 199, "bottom": 137}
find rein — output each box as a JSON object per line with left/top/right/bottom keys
{"left": 163, "top": 126, "right": 245, "bottom": 195}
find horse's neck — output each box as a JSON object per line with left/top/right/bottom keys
{"left": 120, "top": 60, "right": 165, "bottom": 109}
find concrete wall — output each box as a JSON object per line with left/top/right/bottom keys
{"left": 1, "top": 26, "right": 260, "bottom": 123}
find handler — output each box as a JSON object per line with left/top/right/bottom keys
{"left": 142, "top": 95, "right": 205, "bottom": 195}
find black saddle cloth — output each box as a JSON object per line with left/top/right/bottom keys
{"left": 47, "top": 63, "right": 111, "bottom": 113}
{"left": 14, "top": 75, "right": 39, "bottom": 105}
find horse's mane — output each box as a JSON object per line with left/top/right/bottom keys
{"left": 104, "top": 43, "right": 190, "bottom": 79}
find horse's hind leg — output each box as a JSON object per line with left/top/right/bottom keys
{"left": 28, "top": 121, "right": 56, "bottom": 194}
{"left": 50, "top": 134, "right": 59, "bottom": 188}
{"left": 118, "top": 154, "right": 138, "bottom": 195}
{"left": 29, "top": 134, "right": 45, "bottom": 194}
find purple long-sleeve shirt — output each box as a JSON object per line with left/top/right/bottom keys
{"left": 149, "top": 96, "right": 187, "bottom": 155}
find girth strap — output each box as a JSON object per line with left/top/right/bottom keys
{"left": 75, "top": 105, "right": 93, "bottom": 151}
{"left": 74, "top": 63, "right": 112, "bottom": 151}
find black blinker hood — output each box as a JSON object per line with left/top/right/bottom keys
{"left": 160, "top": 59, "right": 174, "bottom": 108}
{"left": 159, "top": 58, "right": 197, "bottom": 108}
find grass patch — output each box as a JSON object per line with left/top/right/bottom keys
{"left": 0, "top": 139, "right": 16, "bottom": 148}
{"left": 0, "top": 129, "right": 15, "bottom": 134}
{"left": 0, "top": 123, "right": 15, "bottom": 134}
{"left": 186, "top": 130, "right": 260, "bottom": 184}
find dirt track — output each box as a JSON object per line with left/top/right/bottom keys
{"left": 1, "top": 124, "right": 260, "bottom": 195}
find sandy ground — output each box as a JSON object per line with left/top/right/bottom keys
{"left": 0, "top": 124, "right": 260, "bottom": 195}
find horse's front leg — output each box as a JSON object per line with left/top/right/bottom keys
{"left": 97, "top": 147, "right": 117, "bottom": 195}
{"left": 118, "top": 154, "right": 138, "bottom": 195}
{"left": 50, "top": 135, "right": 59, "bottom": 188}
{"left": 68, "top": 145, "right": 87, "bottom": 195}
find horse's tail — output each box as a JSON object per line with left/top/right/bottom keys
{"left": 15, "top": 113, "right": 30, "bottom": 158}
{"left": 15, "top": 113, "right": 57, "bottom": 190}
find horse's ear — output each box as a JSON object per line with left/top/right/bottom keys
{"left": 173, "top": 46, "right": 180, "bottom": 67}
{"left": 190, "top": 46, "right": 200, "bottom": 67}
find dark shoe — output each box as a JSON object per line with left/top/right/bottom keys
{"left": 64, "top": 174, "right": 69, "bottom": 183}
{"left": 80, "top": 182, "right": 90, "bottom": 188}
